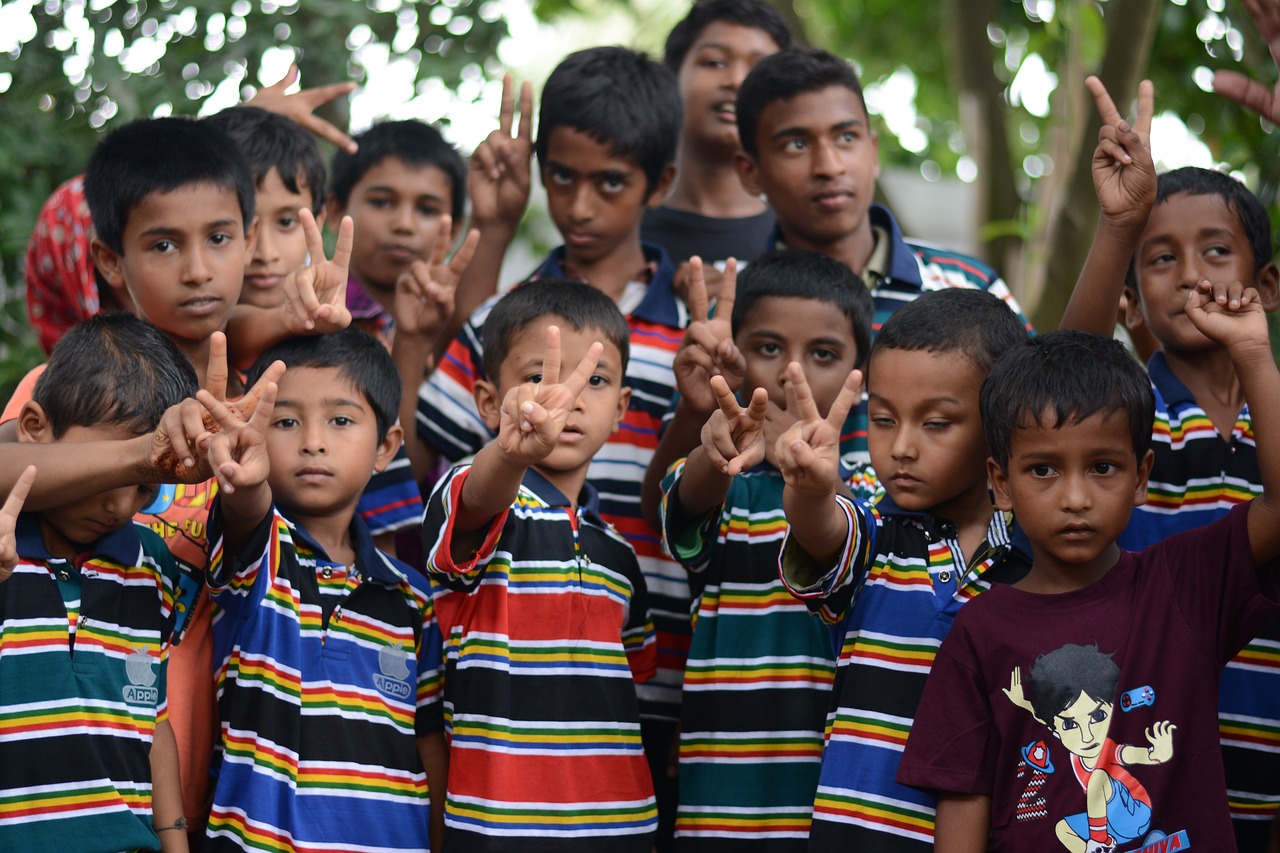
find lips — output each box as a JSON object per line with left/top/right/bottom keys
{"left": 382, "top": 245, "right": 418, "bottom": 263}
{"left": 243, "top": 273, "right": 284, "bottom": 291}
{"left": 563, "top": 232, "right": 597, "bottom": 248}
{"left": 295, "top": 466, "right": 334, "bottom": 485}
{"left": 712, "top": 100, "right": 736, "bottom": 122}
{"left": 1059, "top": 522, "right": 1095, "bottom": 539}
{"left": 812, "top": 189, "right": 855, "bottom": 213}
{"left": 179, "top": 295, "right": 223, "bottom": 316}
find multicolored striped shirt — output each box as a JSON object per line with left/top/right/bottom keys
{"left": 1120, "top": 352, "right": 1280, "bottom": 832}
{"left": 416, "top": 244, "right": 691, "bottom": 721}
{"left": 423, "top": 465, "right": 658, "bottom": 852}
{"left": 660, "top": 461, "right": 837, "bottom": 849}
{"left": 205, "top": 502, "right": 443, "bottom": 852}
{"left": 779, "top": 494, "right": 1030, "bottom": 850}
{"left": 1, "top": 515, "right": 180, "bottom": 853}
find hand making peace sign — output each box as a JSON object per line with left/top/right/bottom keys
{"left": 281, "top": 209, "right": 354, "bottom": 335}
{"left": 774, "top": 362, "right": 864, "bottom": 497}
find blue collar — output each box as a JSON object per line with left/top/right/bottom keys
{"left": 1146, "top": 351, "right": 1196, "bottom": 408}
{"left": 16, "top": 511, "right": 142, "bottom": 566}
{"left": 521, "top": 467, "right": 605, "bottom": 520}
{"left": 871, "top": 491, "right": 1032, "bottom": 559}
{"left": 532, "top": 243, "right": 682, "bottom": 328}
{"left": 766, "top": 203, "right": 923, "bottom": 287}
{"left": 277, "top": 506, "right": 407, "bottom": 586}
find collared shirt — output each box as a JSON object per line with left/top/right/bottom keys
{"left": 423, "top": 465, "right": 657, "bottom": 851}
{"left": 778, "top": 494, "right": 1030, "bottom": 850}
{"left": 417, "top": 243, "right": 695, "bottom": 721}
{"left": 205, "top": 502, "right": 442, "bottom": 852}
{"left": 0, "top": 515, "right": 180, "bottom": 853}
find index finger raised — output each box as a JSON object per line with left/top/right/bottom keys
{"left": 1134, "top": 79, "right": 1154, "bottom": 140}
{"left": 710, "top": 374, "right": 742, "bottom": 419}
{"left": 561, "top": 341, "right": 604, "bottom": 400}
{"left": 1, "top": 465, "right": 36, "bottom": 522}
{"left": 498, "top": 73, "right": 515, "bottom": 136}
{"left": 715, "top": 258, "right": 738, "bottom": 320}
{"left": 206, "top": 331, "right": 229, "bottom": 401}
{"left": 824, "top": 368, "right": 864, "bottom": 429}
{"left": 331, "top": 214, "right": 354, "bottom": 277}
{"left": 1085, "top": 75, "right": 1124, "bottom": 128}
{"left": 196, "top": 389, "right": 244, "bottom": 433}
{"left": 517, "top": 80, "right": 533, "bottom": 142}
{"left": 540, "top": 324, "right": 563, "bottom": 387}
{"left": 784, "top": 362, "right": 821, "bottom": 422}
{"left": 686, "top": 256, "right": 709, "bottom": 322}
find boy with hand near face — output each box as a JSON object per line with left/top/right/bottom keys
{"left": 898, "top": 313, "right": 1280, "bottom": 851}
{"left": 657, "top": 250, "right": 870, "bottom": 849}
{"left": 422, "top": 282, "right": 657, "bottom": 852}
{"left": 777, "top": 288, "right": 1031, "bottom": 850}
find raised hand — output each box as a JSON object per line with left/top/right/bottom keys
{"left": 469, "top": 73, "right": 533, "bottom": 231}
{"left": 0, "top": 465, "right": 35, "bottom": 582}
{"left": 496, "top": 325, "right": 603, "bottom": 466}
{"left": 1002, "top": 666, "right": 1036, "bottom": 715}
{"left": 281, "top": 209, "right": 354, "bottom": 334}
{"left": 395, "top": 217, "right": 481, "bottom": 341}
{"left": 673, "top": 256, "right": 744, "bottom": 413}
{"left": 1185, "top": 278, "right": 1270, "bottom": 351}
{"left": 247, "top": 63, "right": 358, "bottom": 153}
{"left": 1087, "top": 76, "right": 1155, "bottom": 232}
{"left": 1213, "top": 0, "right": 1280, "bottom": 124}
{"left": 700, "top": 376, "right": 769, "bottom": 476}
{"left": 774, "top": 363, "right": 862, "bottom": 497}
{"left": 198, "top": 379, "right": 279, "bottom": 496}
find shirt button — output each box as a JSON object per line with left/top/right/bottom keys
{"left": 938, "top": 571, "right": 952, "bottom": 583}
{"left": 322, "top": 567, "right": 333, "bottom": 578}
{"left": 57, "top": 569, "right": 71, "bottom": 582}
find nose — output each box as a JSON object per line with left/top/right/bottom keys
{"left": 1176, "top": 256, "right": 1205, "bottom": 291}
{"left": 101, "top": 485, "right": 140, "bottom": 521}
{"left": 569, "top": 184, "right": 595, "bottom": 224}
{"left": 300, "top": 421, "right": 328, "bottom": 455}
{"left": 890, "top": 423, "right": 917, "bottom": 461}
{"left": 392, "top": 201, "right": 415, "bottom": 234}
{"left": 182, "top": 246, "right": 214, "bottom": 286}
{"left": 727, "top": 58, "right": 750, "bottom": 91}
{"left": 811, "top": 138, "right": 846, "bottom": 178}
{"left": 1061, "top": 470, "right": 1091, "bottom": 511}
{"left": 253, "top": 221, "right": 279, "bottom": 265}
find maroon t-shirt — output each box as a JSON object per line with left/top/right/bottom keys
{"left": 898, "top": 502, "right": 1280, "bottom": 851}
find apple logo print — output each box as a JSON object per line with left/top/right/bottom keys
{"left": 126, "top": 647, "right": 157, "bottom": 687}
{"left": 379, "top": 643, "right": 412, "bottom": 680}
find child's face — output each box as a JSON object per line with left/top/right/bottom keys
{"left": 94, "top": 183, "right": 252, "bottom": 345}
{"left": 332, "top": 156, "right": 453, "bottom": 293}
{"left": 736, "top": 85, "right": 880, "bottom": 252}
{"left": 1128, "top": 191, "right": 1279, "bottom": 355}
{"left": 736, "top": 296, "right": 859, "bottom": 415}
{"left": 264, "top": 366, "right": 402, "bottom": 526}
{"left": 22, "top": 422, "right": 158, "bottom": 560}
{"left": 242, "top": 167, "right": 313, "bottom": 309}
{"left": 867, "top": 349, "right": 990, "bottom": 520}
{"left": 989, "top": 411, "right": 1153, "bottom": 580}
{"left": 541, "top": 127, "right": 671, "bottom": 269}
{"left": 479, "top": 317, "right": 630, "bottom": 491}
{"left": 1049, "top": 691, "right": 1114, "bottom": 764}
{"left": 678, "top": 22, "right": 782, "bottom": 156}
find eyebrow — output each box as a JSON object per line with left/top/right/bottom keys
{"left": 139, "top": 219, "right": 238, "bottom": 238}
{"left": 867, "top": 392, "right": 962, "bottom": 406}
{"left": 1142, "top": 226, "right": 1239, "bottom": 246}
{"left": 363, "top": 184, "right": 448, "bottom": 204}
{"left": 274, "top": 397, "right": 367, "bottom": 410}
{"left": 770, "top": 118, "right": 865, "bottom": 142}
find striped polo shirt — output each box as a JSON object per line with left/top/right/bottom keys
{"left": 660, "top": 460, "right": 837, "bottom": 849}
{"left": 423, "top": 465, "right": 658, "bottom": 852}
{"left": 416, "top": 244, "right": 691, "bottom": 721}
{"left": 1119, "top": 352, "right": 1280, "bottom": 832}
{"left": 779, "top": 494, "right": 1030, "bottom": 850}
{"left": 205, "top": 502, "right": 443, "bottom": 852}
{"left": 1, "top": 515, "right": 180, "bottom": 853}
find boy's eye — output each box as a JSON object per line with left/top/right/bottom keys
{"left": 869, "top": 416, "right": 895, "bottom": 428}
{"left": 367, "top": 196, "right": 392, "bottom": 209}
{"left": 784, "top": 137, "right": 807, "bottom": 152}
{"left": 332, "top": 416, "right": 353, "bottom": 427}
{"left": 755, "top": 342, "right": 781, "bottom": 356}
{"left": 277, "top": 216, "right": 298, "bottom": 230}
{"left": 1206, "top": 245, "right": 1231, "bottom": 258}
{"left": 417, "top": 203, "right": 441, "bottom": 217}
{"left": 1089, "top": 708, "right": 1108, "bottom": 724}
{"left": 273, "top": 417, "right": 298, "bottom": 429}
{"left": 1148, "top": 252, "right": 1175, "bottom": 266}
{"left": 599, "top": 173, "right": 628, "bottom": 194}
{"left": 525, "top": 372, "right": 543, "bottom": 385}
{"left": 839, "top": 130, "right": 858, "bottom": 144}
{"left": 1091, "top": 461, "right": 1117, "bottom": 475}
{"left": 150, "top": 240, "right": 175, "bottom": 254}
{"left": 1059, "top": 718, "right": 1078, "bottom": 731}
{"left": 1030, "top": 464, "right": 1054, "bottom": 478}
{"left": 548, "top": 167, "right": 573, "bottom": 187}
{"left": 924, "top": 420, "right": 950, "bottom": 430}
{"left": 587, "top": 374, "right": 609, "bottom": 387}
{"left": 209, "top": 232, "right": 232, "bottom": 247}
{"left": 811, "top": 348, "right": 839, "bottom": 362}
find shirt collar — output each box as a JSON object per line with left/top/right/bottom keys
{"left": 871, "top": 491, "right": 1030, "bottom": 559}
{"left": 16, "top": 511, "right": 142, "bottom": 567}
{"left": 532, "top": 242, "right": 682, "bottom": 328}
{"left": 766, "top": 204, "right": 922, "bottom": 287}
{"left": 278, "top": 506, "right": 407, "bottom": 586}
{"left": 1146, "top": 351, "right": 1195, "bottom": 408}
{"left": 520, "top": 467, "right": 604, "bottom": 519}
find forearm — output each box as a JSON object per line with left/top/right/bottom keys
{"left": 150, "top": 719, "right": 190, "bottom": 853}
{"left": 782, "top": 487, "right": 849, "bottom": 569}
{"left": 224, "top": 304, "right": 290, "bottom": 370}
{"left": 934, "top": 792, "right": 991, "bottom": 853}
{"left": 1060, "top": 218, "right": 1145, "bottom": 336}
{"left": 674, "top": 448, "right": 732, "bottom": 520}
{"left": 1232, "top": 341, "right": 1280, "bottom": 513}
{"left": 0, "top": 436, "right": 161, "bottom": 510}
{"left": 445, "top": 223, "right": 514, "bottom": 352}
{"left": 218, "top": 481, "right": 273, "bottom": 555}
{"left": 418, "top": 731, "right": 449, "bottom": 853}
{"left": 456, "top": 442, "right": 527, "bottom": 533}
{"left": 641, "top": 400, "right": 710, "bottom": 529}
{"left": 392, "top": 333, "right": 442, "bottom": 484}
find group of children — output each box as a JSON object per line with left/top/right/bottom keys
{"left": 2, "top": 0, "right": 1280, "bottom": 851}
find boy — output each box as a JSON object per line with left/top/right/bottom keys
{"left": 205, "top": 105, "right": 327, "bottom": 310}
{"left": 421, "top": 282, "right": 657, "bottom": 851}
{"left": 413, "top": 44, "right": 692, "bottom": 832}
{"left": 641, "top": 0, "right": 790, "bottom": 269}
{"left": 658, "top": 250, "right": 871, "bottom": 849}
{"left": 1064, "top": 76, "right": 1280, "bottom": 847}
{"left": 897, "top": 319, "right": 1280, "bottom": 850}
{"left": 777, "top": 288, "right": 1030, "bottom": 850}
{"left": 198, "top": 328, "right": 445, "bottom": 852}
{"left": 0, "top": 313, "right": 198, "bottom": 853}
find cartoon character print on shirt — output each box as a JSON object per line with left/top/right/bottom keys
{"left": 1003, "top": 643, "right": 1185, "bottom": 853}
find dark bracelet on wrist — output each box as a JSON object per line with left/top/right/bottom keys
{"left": 155, "top": 816, "right": 189, "bottom": 832}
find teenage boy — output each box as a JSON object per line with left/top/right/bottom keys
{"left": 898, "top": 318, "right": 1280, "bottom": 851}
{"left": 658, "top": 250, "right": 871, "bottom": 848}
{"left": 422, "top": 282, "right": 657, "bottom": 851}
{"left": 0, "top": 313, "right": 198, "bottom": 853}
{"left": 642, "top": 0, "right": 790, "bottom": 270}
{"left": 776, "top": 289, "right": 1030, "bottom": 850}
{"left": 414, "top": 44, "right": 692, "bottom": 837}
{"left": 1063, "top": 74, "right": 1280, "bottom": 848}
{"left": 198, "top": 328, "right": 445, "bottom": 852}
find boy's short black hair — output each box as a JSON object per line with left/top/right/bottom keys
{"left": 663, "top": 0, "right": 792, "bottom": 73}
{"left": 32, "top": 312, "right": 198, "bottom": 439}
{"left": 246, "top": 328, "right": 400, "bottom": 441}
{"left": 870, "top": 288, "right": 1028, "bottom": 378}
{"left": 1028, "top": 643, "right": 1120, "bottom": 727}
{"left": 981, "top": 330, "right": 1155, "bottom": 471}
{"left": 481, "top": 280, "right": 631, "bottom": 381}
{"left": 730, "top": 249, "right": 874, "bottom": 368}
{"left": 84, "top": 116, "right": 256, "bottom": 254}
{"left": 535, "top": 47, "right": 682, "bottom": 195}
{"left": 737, "top": 47, "right": 867, "bottom": 159}
{"left": 205, "top": 106, "right": 327, "bottom": 215}
{"left": 330, "top": 120, "right": 466, "bottom": 222}
{"left": 1125, "top": 166, "right": 1274, "bottom": 291}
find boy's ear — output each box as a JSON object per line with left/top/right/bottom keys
{"left": 91, "top": 238, "right": 126, "bottom": 290}
{"left": 735, "top": 151, "right": 764, "bottom": 198}
{"left": 987, "top": 456, "right": 1014, "bottom": 512}
{"left": 1254, "top": 261, "right": 1280, "bottom": 312}
{"left": 16, "top": 401, "right": 53, "bottom": 445}
{"left": 1133, "top": 448, "right": 1155, "bottom": 506}
{"left": 473, "top": 379, "right": 503, "bottom": 432}
{"left": 1122, "top": 285, "right": 1147, "bottom": 333}
{"left": 373, "top": 423, "right": 404, "bottom": 474}
{"left": 612, "top": 386, "right": 632, "bottom": 433}
{"left": 645, "top": 166, "right": 676, "bottom": 209}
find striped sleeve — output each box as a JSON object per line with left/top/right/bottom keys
{"left": 778, "top": 495, "right": 877, "bottom": 624}
{"left": 416, "top": 314, "right": 494, "bottom": 463}
{"left": 422, "top": 465, "right": 510, "bottom": 592}
{"left": 357, "top": 444, "right": 424, "bottom": 535}
{"left": 657, "top": 457, "right": 719, "bottom": 573}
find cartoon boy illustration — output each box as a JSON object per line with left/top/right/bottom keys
{"left": 1005, "top": 643, "right": 1176, "bottom": 853}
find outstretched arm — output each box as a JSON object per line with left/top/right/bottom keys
{"left": 1060, "top": 77, "right": 1155, "bottom": 336}
{"left": 674, "top": 378, "right": 768, "bottom": 519}
{"left": 246, "top": 63, "right": 357, "bottom": 154}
